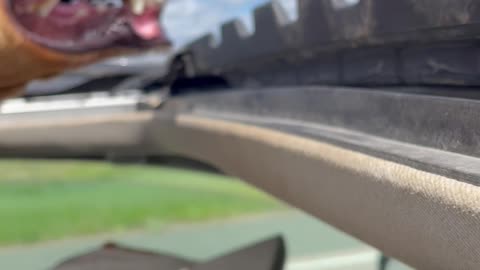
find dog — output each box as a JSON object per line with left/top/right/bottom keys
{"left": 0, "top": 0, "right": 169, "bottom": 99}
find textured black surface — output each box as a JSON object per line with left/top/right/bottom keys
{"left": 165, "top": 86, "right": 480, "bottom": 186}
{"left": 183, "top": 0, "right": 480, "bottom": 87}
{"left": 174, "top": 86, "right": 480, "bottom": 158}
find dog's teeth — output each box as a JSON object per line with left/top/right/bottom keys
{"left": 146, "top": 0, "right": 164, "bottom": 5}
{"left": 152, "top": 0, "right": 165, "bottom": 5}
{"left": 76, "top": 7, "right": 89, "bottom": 18}
{"left": 131, "top": 0, "right": 146, "bottom": 15}
{"left": 145, "top": 0, "right": 164, "bottom": 7}
{"left": 96, "top": 5, "right": 108, "bottom": 12}
{"left": 37, "top": 0, "right": 60, "bottom": 17}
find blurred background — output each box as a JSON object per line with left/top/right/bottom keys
{"left": 0, "top": 159, "right": 410, "bottom": 270}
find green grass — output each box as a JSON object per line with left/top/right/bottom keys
{"left": 0, "top": 160, "right": 280, "bottom": 246}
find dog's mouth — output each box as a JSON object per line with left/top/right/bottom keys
{"left": 8, "top": 0, "right": 169, "bottom": 53}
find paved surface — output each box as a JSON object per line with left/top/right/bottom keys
{"left": 0, "top": 211, "right": 412, "bottom": 270}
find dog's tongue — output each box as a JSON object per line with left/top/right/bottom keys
{"left": 129, "top": 7, "right": 162, "bottom": 40}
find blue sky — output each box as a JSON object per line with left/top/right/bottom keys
{"left": 162, "top": 0, "right": 297, "bottom": 47}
